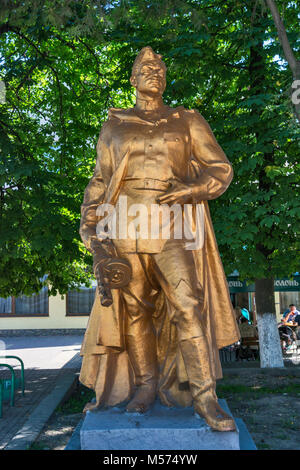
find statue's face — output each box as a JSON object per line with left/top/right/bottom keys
{"left": 131, "top": 60, "right": 166, "bottom": 96}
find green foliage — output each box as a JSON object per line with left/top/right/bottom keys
{"left": 0, "top": 0, "right": 299, "bottom": 296}
{"left": 217, "top": 383, "right": 300, "bottom": 396}
{"left": 56, "top": 383, "right": 95, "bottom": 414}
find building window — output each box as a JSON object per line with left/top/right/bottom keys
{"left": 0, "top": 285, "right": 49, "bottom": 317}
{"left": 66, "top": 283, "right": 96, "bottom": 316}
{"left": 0, "top": 297, "right": 12, "bottom": 314}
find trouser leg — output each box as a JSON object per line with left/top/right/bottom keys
{"left": 179, "top": 336, "right": 215, "bottom": 397}
{"left": 153, "top": 240, "right": 214, "bottom": 385}
{"left": 125, "top": 333, "right": 157, "bottom": 388}
{"left": 119, "top": 252, "right": 159, "bottom": 412}
{"left": 153, "top": 240, "right": 235, "bottom": 431}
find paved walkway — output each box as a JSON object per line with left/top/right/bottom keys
{"left": 0, "top": 335, "right": 83, "bottom": 450}
{"left": 1, "top": 336, "right": 298, "bottom": 450}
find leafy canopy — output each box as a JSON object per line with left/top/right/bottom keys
{"left": 0, "top": 0, "right": 299, "bottom": 296}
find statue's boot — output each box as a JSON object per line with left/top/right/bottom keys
{"left": 125, "top": 333, "right": 157, "bottom": 413}
{"left": 180, "top": 336, "right": 236, "bottom": 432}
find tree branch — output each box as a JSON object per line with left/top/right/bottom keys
{"left": 266, "top": 0, "right": 299, "bottom": 78}
{"left": 16, "top": 64, "right": 38, "bottom": 93}
{"left": 0, "top": 23, "right": 12, "bottom": 36}
{"left": 10, "top": 26, "right": 67, "bottom": 169}
{"left": 266, "top": 0, "right": 300, "bottom": 122}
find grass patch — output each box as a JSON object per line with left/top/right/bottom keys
{"left": 274, "top": 433, "right": 289, "bottom": 440}
{"left": 28, "top": 442, "right": 49, "bottom": 450}
{"left": 257, "top": 442, "right": 272, "bottom": 450}
{"left": 217, "top": 383, "right": 300, "bottom": 396}
{"left": 56, "top": 384, "right": 95, "bottom": 414}
{"left": 279, "top": 418, "right": 299, "bottom": 431}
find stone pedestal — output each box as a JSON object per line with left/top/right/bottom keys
{"left": 80, "top": 399, "right": 240, "bottom": 450}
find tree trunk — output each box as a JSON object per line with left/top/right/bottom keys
{"left": 248, "top": 13, "right": 284, "bottom": 369}
{"left": 266, "top": 0, "right": 300, "bottom": 122}
{"left": 255, "top": 278, "right": 284, "bottom": 368}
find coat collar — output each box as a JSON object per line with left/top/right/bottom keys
{"left": 108, "top": 105, "right": 184, "bottom": 125}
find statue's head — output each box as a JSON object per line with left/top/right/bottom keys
{"left": 130, "top": 46, "right": 167, "bottom": 97}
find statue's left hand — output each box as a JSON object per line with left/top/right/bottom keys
{"left": 156, "top": 181, "right": 192, "bottom": 205}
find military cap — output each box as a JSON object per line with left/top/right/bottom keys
{"left": 131, "top": 46, "right": 166, "bottom": 77}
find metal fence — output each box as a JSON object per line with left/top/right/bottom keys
{"left": 219, "top": 345, "right": 238, "bottom": 363}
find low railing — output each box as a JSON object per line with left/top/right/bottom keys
{"left": 219, "top": 344, "right": 238, "bottom": 363}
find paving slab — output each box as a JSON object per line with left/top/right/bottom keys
{"left": 5, "top": 371, "right": 78, "bottom": 450}
{"left": 0, "top": 335, "right": 83, "bottom": 450}
{"left": 0, "top": 335, "right": 83, "bottom": 370}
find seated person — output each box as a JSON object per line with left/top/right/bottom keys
{"left": 293, "top": 312, "right": 300, "bottom": 340}
{"left": 282, "top": 304, "right": 299, "bottom": 323}
{"left": 239, "top": 317, "right": 258, "bottom": 338}
{"left": 278, "top": 324, "right": 295, "bottom": 351}
{"left": 294, "top": 313, "right": 300, "bottom": 325}
{"left": 236, "top": 317, "right": 258, "bottom": 360}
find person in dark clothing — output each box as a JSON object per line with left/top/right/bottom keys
{"left": 278, "top": 324, "right": 295, "bottom": 351}
{"left": 282, "top": 304, "right": 299, "bottom": 323}
{"left": 293, "top": 313, "right": 300, "bottom": 340}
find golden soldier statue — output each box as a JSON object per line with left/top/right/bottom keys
{"left": 79, "top": 47, "right": 240, "bottom": 432}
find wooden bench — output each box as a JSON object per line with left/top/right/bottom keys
{"left": 236, "top": 336, "right": 259, "bottom": 361}
{"left": 241, "top": 336, "right": 259, "bottom": 348}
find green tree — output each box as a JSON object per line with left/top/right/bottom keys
{"left": 207, "top": 2, "right": 299, "bottom": 366}
{"left": 0, "top": 1, "right": 299, "bottom": 367}
{"left": 0, "top": 1, "right": 131, "bottom": 295}
{"left": 266, "top": 0, "right": 300, "bottom": 121}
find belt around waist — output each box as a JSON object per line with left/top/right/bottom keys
{"left": 122, "top": 178, "right": 172, "bottom": 191}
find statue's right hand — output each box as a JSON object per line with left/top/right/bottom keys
{"left": 94, "top": 263, "right": 113, "bottom": 307}
{"left": 91, "top": 240, "right": 131, "bottom": 307}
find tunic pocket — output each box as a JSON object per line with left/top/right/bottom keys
{"left": 163, "top": 132, "right": 182, "bottom": 143}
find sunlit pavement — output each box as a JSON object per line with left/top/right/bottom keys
{"left": 0, "top": 335, "right": 83, "bottom": 449}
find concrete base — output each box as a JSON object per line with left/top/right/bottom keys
{"left": 80, "top": 400, "right": 241, "bottom": 450}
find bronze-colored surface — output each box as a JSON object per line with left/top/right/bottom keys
{"left": 91, "top": 238, "right": 132, "bottom": 306}
{"left": 100, "top": 258, "right": 132, "bottom": 289}
{"left": 79, "top": 47, "right": 240, "bottom": 430}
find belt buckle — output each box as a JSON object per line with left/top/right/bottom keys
{"left": 144, "top": 178, "right": 153, "bottom": 189}
{"left": 143, "top": 179, "right": 170, "bottom": 190}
